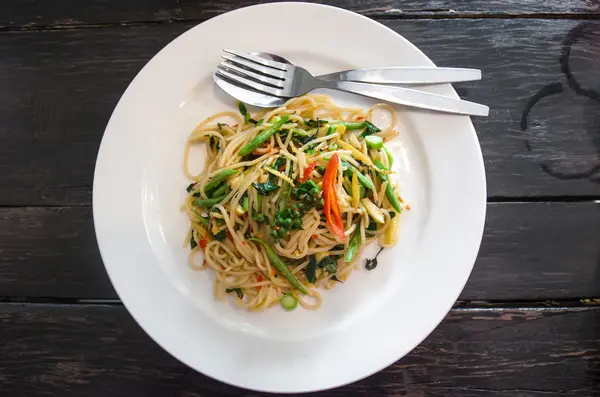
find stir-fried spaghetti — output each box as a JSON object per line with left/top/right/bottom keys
{"left": 183, "top": 94, "right": 405, "bottom": 311}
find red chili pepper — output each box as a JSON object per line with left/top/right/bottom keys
{"left": 322, "top": 154, "right": 346, "bottom": 242}
{"left": 300, "top": 161, "right": 317, "bottom": 183}
{"left": 199, "top": 239, "right": 207, "bottom": 251}
{"left": 257, "top": 274, "right": 263, "bottom": 289}
{"left": 312, "top": 234, "right": 318, "bottom": 239}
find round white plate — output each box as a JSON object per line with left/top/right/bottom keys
{"left": 93, "top": 2, "right": 486, "bottom": 393}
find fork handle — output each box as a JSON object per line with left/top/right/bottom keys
{"left": 317, "top": 80, "right": 489, "bottom": 117}
{"left": 318, "top": 67, "right": 481, "bottom": 84}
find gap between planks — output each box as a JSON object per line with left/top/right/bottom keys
{"left": 1, "top": 12, "right": 600, "bottom": 32}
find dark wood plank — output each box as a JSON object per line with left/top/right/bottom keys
{"left": 0, "top": 303, "right": 598, "bottom": 396}
{"left": 2, "top": 0, "right": 600, "bottom": 29}
{"left": 2, "top": 20, "right": 600, "bottom": 206}
{"left": 1, "top": 202, "right": 597, "bottom": 300}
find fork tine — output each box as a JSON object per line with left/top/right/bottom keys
{"left": 221, "top": 54, "right": 287, "bottom": 80}
{"left": 220, "top": 61, "right": 284, "bottom": 88}
{"left": 223, "top": 49, "right": 292, "bottom": 71}
{"left": 216, "top": 66, "right": 285, "bottom": 97}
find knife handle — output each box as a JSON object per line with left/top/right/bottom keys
{"left": 317, "top": 80, "right": 489, "bottom": 116}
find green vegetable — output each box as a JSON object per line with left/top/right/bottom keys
{"left": 383, "top": 144, "right": 394, "bottom": 168}
{"left": 305, "top": 119, "right": 329, "bottom": 128}
{"left": 225, "top": 288, "right": 244, "bottom": 299}
{"left": 242, "top": 197, "right": 249, "bottom": 212}
{"left": 249, "top": 118, "right": 263, "bottom": 125}
{"left": 390, "top": 211, "right": 396, "bottom": 219}
{"left": 204, "top": 169, "right": 240, "bottom": 193}
{"left": 252, "top": 181, "right": 279, "bottom": 195}
{"left": 317, "top": 256, "right": 338, "bottom": 274}
{"left": 192, "top": 210, "right": 209, "bottom": 228}
{"left": 327, "top": 125, "right": 336, "bottom": 135}
{"left": 345, "top": 230, "right": 361, "bottom": 262}
{"left": 249, "top": 238, "right": 308, "bottom": 294}
{"left": 238, "top": 116, "right": 289, "bottom": 156}
{"left": 193, "top": 195, "right": 226, "bottom": 208}
{"left": 186, "top": 183, "right": 195, "bottom": 193}
{"left": 365, "top": 135, "right": 384, "bottom": 150}
{"left": 210, "top": 183, "right": 229, "bottom": 198}
{"left": 328, "top": 142, "right": 338, "bottom": 151}
{"left": 361, "top": 120, "right": 381, "bottom": 137}
{"left": 209, "top": 217, "right": 227, "bottom": 241}
{"left": 331, "top": 121, "right": 364, "bottom": 130}
{"left": 280, "top": 293, "right": 298, "bottom": 311}
{"left": 209, "top": 136, "right": 220, "bottom": 151}
{"left": 341, "top": 161, "right": 375, "bottom": 191}
{"left": 305, "top": 255, "right": 318, "bottom": 283}
{"left": 273, "top": 157, "right": 286, "bottom": 172}
{"left": 252, "top": 212, "right": 266, "bottom": 223}
{"left": 315, "top": 165, "right": 326, "bottom": 175}
{"left": 239, "top": 102, "right": 251, "bottom": 124}
{"left": 256, "top": 195, "right": 262, "bottom": 211}
{"left": 190, "top": 235, "right": 198, "bottom": 250}
{"left": 373, "top": 160, "right": 402, "bottom": 213}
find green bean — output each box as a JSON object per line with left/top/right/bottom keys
{"left": 238, "top": 116, "right": 289, "bottom": 156}
{"left": 210, "top": 183, "right": 229, "bottom": 198}
{"left": 204, "top": 169, "right": 240, "bottom": 193}
{"left": 373, "top": 159, "right": 402, "bottom": 213}
{"left": 342, "top": 161, "right": 376, "bottom": 191}
{"left": 249, "top": 238, "right": 308, "bottom": 294}
{"left": 193, "top": 195, "right": 226, "bottom": 208}
{"left": 191, "top": 208, "right": 210, "bottom": 227}
{"left": 365, "top": 135, "right": 384, "bottom": 149}
{"left": 383, "top": 144, "right": 394, "bottom": 168}
{"left": 331, "top": 121, "right": 364, "bottom": 130}
{"left": 345, "top": 229, "right": 361, "bottom": 263}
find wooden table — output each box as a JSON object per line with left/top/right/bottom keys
{"left": 1, "top": 1, "right": 599, "bottom": 395}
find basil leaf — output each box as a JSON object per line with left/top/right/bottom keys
{"left": 360, "top": 120, "right": 381, "bottom": 137}
{"left": 189, "top": 236, "right": 198, "bottom": 250}
{"left": 186, "top": 183, "right": 195, "bottom": 193}
{"left": 305, "top": 255, "right": 318, "bottom": 283}
{"left": 252, "top": 181, "right": 279, "bottom": 195}
{"left": 317, "top": 256, "right": 338, "bottom": 274}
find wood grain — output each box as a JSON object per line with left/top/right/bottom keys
{"left": 1, "top": 202, "right": 597, "bottom": 300}
{"left": 0, "top": 303, "right": 598, "bottom": 396}
{"left": 1, "top": 20, "right": 599, "bottom": 206}
{"left": 1, "top": 0, "right": 600, "bottom": 29}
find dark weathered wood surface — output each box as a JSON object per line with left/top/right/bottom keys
{"left": 1, "top": 202, "right": 598, "bottom": 300}
{"left": 1, "top": 304, "right": 598, "bottom": 396}
{"left": 2, "top": 19, "right": 600, "bottom": 206}
{"left": 2, "top": 0, "right": 600, "bottom": 29}
{"left": 1, "top": 1, "right": 599, "bottom": 395}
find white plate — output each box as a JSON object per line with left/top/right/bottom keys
{"left": 93, "top": 2, "right": 486, "bottom": 393}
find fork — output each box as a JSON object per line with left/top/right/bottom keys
{"left": 216, "top": 49, "right": 489, "bottom": 117}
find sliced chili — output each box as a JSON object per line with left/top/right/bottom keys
{"left": 322, "top": 154, "right": 346, "bottom": 242}
{"left": 300, "top": 161, "right": 317, "bottom": 183}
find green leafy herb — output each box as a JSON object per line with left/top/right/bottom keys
{"left": 318, "top": 256, "right": 338, "bottom": 274}
{"left": 189, "top": 235, "right": 198, "bottom": 250}
{"left": 273, "top": 157, "right": 286, "bottom": 171}
{"left": 225, "top": 288, "right": 244, "bottom": 299}
{"left": 305, "top": 119, "right": 329, "bottom": 128}
{"left": 390, "top": 211, "right": 396, "bottom": 219}
{"left": 252, "top": 181, "right": 279, "bottom": 195}
{"left": 252, "top": 212, "right": 266, "bottom": 223}
{"left": 186, "top": 183, "right": 195, "bottom": 193}
{"left": 361, "top": 121, "right": 381, "bottom": 137}
{"left": 209, "top": 217, "right": 227, "bottom": 241}
{"left": 315, "top": 166, "right": 326, "bottom": 175}
{"left": 331, "top": 275, "right": 343, "bottom": 283}
{"left": 209, "top": 136, "right": 220, "bottom": 151}
{"left": 365, "top": 247, "right": 384, "bottom": 271}
{"left": 305, "top": 255, "right": 318, "bottom": 283}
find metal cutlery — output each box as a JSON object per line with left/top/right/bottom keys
{"left": 215, "top": 49, "right": 489, "bottom": 116}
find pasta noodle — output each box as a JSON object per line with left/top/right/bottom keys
{"left": 183, "top": 94, "right": 406, "bottom": 311}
